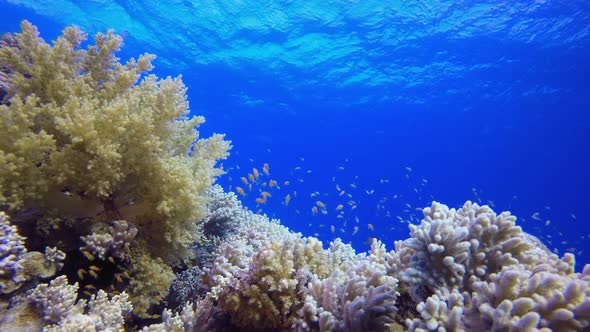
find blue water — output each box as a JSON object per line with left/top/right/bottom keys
{"left": 1, "top": 0, "right": 589, "bottom": 268}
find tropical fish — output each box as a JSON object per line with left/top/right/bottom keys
{"left": 240, "top": 177, "right": 248, "bottom": 185}
{"left": 236, "top": 187, "right": 246, "bottom": 196}
{"left": 263, "top": 163, "right": 270, "bottom": 175}
{"left": 284, "top": 194, "right": 291, "bottom": 206}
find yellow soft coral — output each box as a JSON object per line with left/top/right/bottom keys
{"left": 126, "top": 253, "right": 175, "bottom": 318}
{"left": 0, "top": 21, "right": 231, "bottom": 266}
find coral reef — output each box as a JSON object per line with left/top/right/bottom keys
{"left": 0, "top": 20, "right": 229, "bottom": 323}
{"left": 1, "top": 275, "right": 132, "bottom": 331}
{"left": 81, "top": 219, "right": 137, "bottom": 260}
{"left": 174, "top": 200, "right": 587, "bottom": 332}
{"left": 399, "top": 201, "right": 590, "bottom": 331}
{"left": 1, "top": 21, "right": 589, "bottom": 331}
{"left": 0, "top": 20, "right": 231, "bottom": 265}
{"left": 0, "top": 212, "right": 64, "bottom": 296}
{"left": 0, "top": 211, "right": 27, "bottom": 295}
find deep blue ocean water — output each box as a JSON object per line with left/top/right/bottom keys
{"left": 1, "top": 0, "right": 589, "bottom": 269}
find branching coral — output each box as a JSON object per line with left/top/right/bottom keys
{"left": 465, "top": 264, "right": 590, "bottom": 331}
{"left": 30, "top": 275, "right": 132, "bottom": 331}
{"left": 0, "top": 212, "right": 64, "bottom": 295}
{"left": 0, "top": 275, "right": 132, "bottom": 331}
{"left": 0, "top": 211, "right": 27, "bottom": 294}
{"left": 210, "top": 237, "right": 328, "bottom": 330}
{"left": 398, "top": 201, "right": 590, "bottom": 331}
{"left": 398, "top": 201, "right": 556, "bottom": 296}
{"left": 294, "top": 240, "right": 399, "bottom": 332}
{"left": 81, "top": 219, "right": 137, "bottom": 260}
{"left": 196, "top": 212, "right": 399, "bottom": 332}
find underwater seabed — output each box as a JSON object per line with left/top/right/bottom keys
{"left": 0, "top": 21, "right": 589, "bottom": 331}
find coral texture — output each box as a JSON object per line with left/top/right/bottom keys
{"left": 0, "top": 275, "right": 132, "bottom": 331}
{"left": 1, "top": 22, "right": 589, "bottom": 332}
{"left": 30, "top": 275, "right": 133, "bottom": 331}
{"left": 0, "top": 212, "right": 64, "bottom": 295}
{"left": 0, "top": 20, "right": 231, "bottom": 267}
{"left": 400, "top": 201, "right": 590, "bottom": 331}
{"left": 0, "top": 211, "right": 26, "bottom": 294}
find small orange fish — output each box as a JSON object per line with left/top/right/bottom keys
{"left": 255, "top": 197, "right": 266, "bottom": 204}
{"left": 269, "top": 179, "right": 277, "bottom": 188}
{"left": 284, "top": 194, "right": 291, "bottom": 206}
{"left": 253, "top": 168, "right": 260, "bottom": 180}
{"left": 248, "top": 183, "right": 252, "bottom": 191}
{"left": 248, "top": 173, "right": 255, "bottom": 182}
{"left": 261, "top": 191, "right": 272, "bottom": 198}
{"left": 241, "top": 177, "right": 249, "bottom": 185}
{"left": 316, "top": 201, "right": 326, "bottom": 209}
{"left": 312, "top": 206, "right": 318, "bottom": 216}
{"left": 368, "top": 224, "right": 374, "bottom": 231}
{"left": 283, "top": 180, "right": 290, "bottom": 186}
{"left": 339, "top": 190, "right": 345, "bottom": 196}
{"left": 336, "top": 204, "right": 344, "bottom": 211}
{"left": 236, "top": 187, "right": 246, "bottom": 196}
{"left": 263, "top": 163, "right": 270, "bottom": 175}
